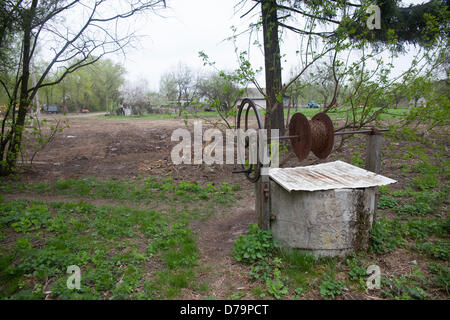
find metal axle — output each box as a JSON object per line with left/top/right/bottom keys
{"left": 278, "top": 128, "right": 388, "bottom": 140}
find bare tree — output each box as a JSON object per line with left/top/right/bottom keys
{"left": 159, "top": 71, "right": 177, "bottom": 103}
{"left": 0, "top": 0, "right": 167, "bottom": 175}
{"left": 196, "top": 71, "right": 243, "bottom": 113}
{"left": 120, "top": 78, "right": 151, "bottom": 113}
{"left": 160, "top": 62, "right": 196, "bottom": 116}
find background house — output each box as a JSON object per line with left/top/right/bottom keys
{"left": 236, "top": 87, "right": 290, "bottom": 109}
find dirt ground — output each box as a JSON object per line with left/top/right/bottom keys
{"left": 18, "top": 115, "right": 389, "bottom": 184}
{"left": 6, "top": 114, "right": 448, "bottom": 299}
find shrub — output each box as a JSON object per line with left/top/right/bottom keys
{"left": 232, "top": 224, "right": 275, "bottom": 264}
{"left": 378, "top": 195, "right": 398, "bottom": 209}
{"left": 265, "top": 267, "right": 288, "bottom": 299}
{"left": 414, "top": 241, "right": 449, "bottom": 260}
{"left": 370, "top": 217, "right": 403, "bottom": 254}
{"left": 428, "top": 262, "right": 449, "bottom": 294}
{"left": 346, "top": 256, "right": 367, "bottom": 281}
{"left": 381, "top": 267, "right": 429, "bottom": 300}
{"left": 413, "top": 174, "right": 439, "bottom": 191}
{"left": 350, "top": 152, "right": 364, "bottom": 167}
{"left": 320, "top": 276, "right": 346, "bottom": 299}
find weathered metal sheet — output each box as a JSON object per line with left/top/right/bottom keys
{"left": 268, "top": 160, "right": 396, "bottom": 192}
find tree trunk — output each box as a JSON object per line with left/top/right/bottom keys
{"left": 105, "top": 89, "right": 109, "bottom": 113}
{"left": 76, "top": 81, "right": 81, "bottom": 111}
{"left": 62, "top": 81, "right": 67, "bottom": 110}
{"left": 2, "top": 0, "right": 38, "bottom": 175}
{"left": 31, "top": 59, "right": 40, "bottom": 123}
{"left": 261, "top": 0, "right": 284, "bottom": 136}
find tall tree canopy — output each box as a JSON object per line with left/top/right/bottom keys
{"left": 37, "top": 58, "right": 126, "bottom": 112}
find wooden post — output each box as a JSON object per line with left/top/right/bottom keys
{"left": 255, "top": 178, "right": 262, "bottom": 226}
{"left": 366, "top": 130, "right": 382, "bottom": 174}
{"left": 255, "top": 167, "right": 271, "bottom": 230}
{"left": 366, "top": 128, "right": 382, "bottom": 211}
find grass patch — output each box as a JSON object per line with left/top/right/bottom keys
{"left": 97, "top": 111, "right": 221, "bottom": 121}
{"left": 0, "top": 176, "right": 240, "bottom": 220}
{"left": 0, "top": 175, "right": 241, "bottom": 300}
{"left": 369, "top": 216, "right": 404, "bottom": 254}
{"left": 319, "top": 276, "right": 346, "bottom": 300}
{"left": 378, "top": 195, "right": 398, "bottom": 209}
{"left": 381, "top": 267, "right": 429, "bottom": 300}
{"left": 414, "top": 241, "right": 449, "bottom": 261}
{"left": 428, "top": 262, "right": 449, "bottom": 294}
{"left": 0, "top": 198, "right": 202, "bottom": 299}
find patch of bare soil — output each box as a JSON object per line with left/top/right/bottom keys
{"left": 17, "top": 117, "right": 254, "bottom": 187}
{"left": 182, "top": 197, "right": 257, "bottom": 299}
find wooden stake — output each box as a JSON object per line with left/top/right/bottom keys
{"left": 366, "top": 131, "right": 382, "bottom": 174}
{"left": 366, "top": 129, "right": 383, "bottom": 211}
{"left": 255, "top": 168, "right": 271, "bottom": 230}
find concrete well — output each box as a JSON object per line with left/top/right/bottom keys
{"left": 270, "top": 183, "right": 375, "bottom": 257}
{"left": 267, "top": 161, "right": 396, "bottom": 258}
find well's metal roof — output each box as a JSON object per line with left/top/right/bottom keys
{"left": 268, "top": 160, "right": 396, "bottom": 192}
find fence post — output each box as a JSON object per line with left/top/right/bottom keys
{"left": 366, "top": 129, "right": 382, "bottom": 174}
{"left": 366, "top": 128, "right": 383, "bottom": 211}
{"left": 255, "top": 168, "right": 271, "bottom": 231}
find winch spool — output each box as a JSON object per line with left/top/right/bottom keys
{"left": 288, "top": 113, "right": 311, "bottom": 162}
{"left": 235, "top": 99, "right": 335, "bottom": 182}
{"left": 290, "top": 112, "right": 335, "bottom": 161}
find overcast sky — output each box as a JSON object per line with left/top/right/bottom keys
{"left": 117, "top": 0, "right": 427, "bottom": 91}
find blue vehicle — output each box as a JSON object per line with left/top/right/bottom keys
{"left": 307, "top": 101, "right": 319, "bottom": 108}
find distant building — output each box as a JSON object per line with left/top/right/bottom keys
{"left": 236, "top": 87, "right": 290, "bottom": 109}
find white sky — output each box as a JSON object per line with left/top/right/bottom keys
{"left": 117, "top": 0, "right": 258, "bottom": 91}
{"left": 116, "top": 0, "right": 428, "bottom": 91}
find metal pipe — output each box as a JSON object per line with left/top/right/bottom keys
{"left": 334, "top": 128, "right": 389, "bottom": 135}
{"left": 278, "top": 128, "right": 388, "bottom": 140}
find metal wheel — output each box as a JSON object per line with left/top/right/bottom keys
{"left": 236, "top": 99, "right": 263, "bottom": 182}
